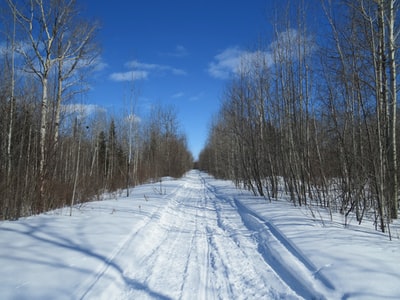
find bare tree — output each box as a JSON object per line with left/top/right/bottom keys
{"left": 52, "top": 1, "right": 99, "bottom": 149}
{"left": 7, "top": 0, "right": 98, "bottom": 209}
{"left": 386, "top": 0, "right": 398, "bottom": 220}
{"left": 7, "top": 0, "right": 56, "bottom": 204}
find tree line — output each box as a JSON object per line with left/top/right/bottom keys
{"left": 0, "top": 0, "right": 193, "bottom": 220}
{"left": 199, "top": 0, "right": 399, "bottom": 235}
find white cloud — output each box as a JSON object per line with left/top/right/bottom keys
{"left": 174, "top": 45, "right": 188, "bottom": 57}
{"left": 61, "top": 104, "right": 105, "bottom": 116}
{"left": 189, "top": 92, "right": 204, "bottom": 102}
{"left": 0, "top": 40, "right": 32, "bottom": 57}
{"left": 161, "top": 45, "right": 188, "bottom": 57}
{"left": 110, "top": 59, "right": 187, "bottom": 82}
{"left": 172, "top": 92, "right": 184, "bottom": 99}
{"left": 125, "top": 60, "right": 160, "bottom": 70}
{"left": 125, "top": 59, "right": 187, "bottom": 76}
{"left": 208, "top": 29, "right": 314, "bottom": 80}
{"left": 208, "top": 47, "right": 272, "bottom": 79}
{"left": 171, "top": 68, "right": 187, "bottom": 75}
{"left": 238, "top": 50, "right": 273, "bottom": 73}
{"left": 159, "top": 45, "right": 189, "bottom": 58}
{"left": 269, "top": 29, "right": 316, "bottom": 62}
{"left": 208, "top": 47, "right": 243, "bottom": 79}
{"left": 92, "top": 58, "right": 108, "bottom": 72}
{"left": 0, "top": 42, "right": 8, "bottom": 56}
{"left": 125, "top": 113, "right": 141, "bottom": 124}
{"left": 171, "top": 91, "right": 203, "bottom": 102}
{"left": 109, "top": 70, "right": 149, "bottom": 82}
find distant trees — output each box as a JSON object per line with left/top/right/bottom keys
{"left": 0, "top": 1, "right": 193, "bottom": 221}
{"left": 141, "top": 105, "right": 193, "bottom": 181}
{"left": 199, "top": 0, "right": 399, "bottom": 234}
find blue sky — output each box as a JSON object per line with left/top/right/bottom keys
{"left": 83, "top": 0, "right": 272, "bottom": 159}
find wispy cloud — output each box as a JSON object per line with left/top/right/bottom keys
{"left": 0, "top": 42, "right": 10, "bottom": 56}
{"left": 171, "top": 92, "right": 184, "bottom": 99}
{"left": 208, "top": 29, "right": 314, "bottom": 80}
{"left": 174, "top": 45, "right": 188, "bottom": 57}
{"left": 189, "top": 92, "right": 204, "bottom": 102}
{"left": 160, "top": 45, "right": 188, "bottom": 57}
{"left": 126, "top": 60, "right": 187, "bottom": 76}
{"left": 109, "top": 70, "right": 149, "bottom": 82}
{"left": 125, "top": 113, "right": 141, "bottom": 124}
{"left": 208, "top": 46, "right": 272, "bottom": 79}
{"left": 126, "top": 60, "right": 162, "bottom": 70}
{"left": 171, "top": 68, "right": 187, "bottom": 75}
{"left": 92, "top": 57, "right": 108, "bottom": 72}
{"left": 110, "top": 59, "right": 187, "bottom": 82}
{"left": 208, "top": 47, "right": 244, "bottom": 79}
{"left": 0, "top": 40, "right": 31, "bottom": 57}
{"left": 61, "top": 104, "right": 105, "bottom": 116}
{"left": 270, "top": 28, "right": 315, "bottom": 61}
{"left": 170, "top": 91, "right": 203, "bottom": 102}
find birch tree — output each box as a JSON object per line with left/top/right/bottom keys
{"left": 52, "top": 1, "right": 99, "bottom": 149}
{"left": 7, "top": 0, "right": 56, "bottom": 204}
{"left": 356, "top": 0, "right": 398, "bottom": 228}
{"left": 7, "top": 0, "right": 99, "bottom": 209}
{"left": 386, "top": 0, "right": 398, "bottom": 220}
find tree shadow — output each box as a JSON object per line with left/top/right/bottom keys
{"left": 0, "top": 220, "right": 172, "bottom": 300}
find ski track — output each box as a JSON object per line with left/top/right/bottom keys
{"left": 78, "top": 171, "right": 335, "bottom": 299}
{"left": 76, "top": 184, "right": 184, "bottom": 300}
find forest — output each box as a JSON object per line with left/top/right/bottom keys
{"left": 1, "top": 0, "right": 399, "bottom": 238}
{"left": 199, "top": 0, "right": 399, "bottom": 235}
{"left": 0, "top": 0, "right": 193, "bottom": 220}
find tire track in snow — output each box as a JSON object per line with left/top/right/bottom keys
{"left": 203, "top": 179, "right": 301, "bottom": 299}
{"left": 122, "top": 178, "right": 209, "bottom": 299}
{"left": 122, "top": 172, "right": 284, "bottom": 299}
{"left": 76, "top": 184, "right": 184, "bottom": 299}
{"left": 132, "top": 171, "right": 303, "bottom": 299}
{"left": 88, "top": 171, "right": 328, "bottom": 299}
{"left": 178, "top": 183, "right": 212, "bottom": 300}
{"left": 234, "top": 198, "right": 335, "bottom": 299}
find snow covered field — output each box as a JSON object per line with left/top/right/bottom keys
{"left": 1, "top": 170, "right": 399, "bottom": 299}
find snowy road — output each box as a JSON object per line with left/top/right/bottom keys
{"left": 76, "top": 171, "right": 331, "bottom": 299}
{"left": 2, "top": 170, "right": 399, "bottom": 299}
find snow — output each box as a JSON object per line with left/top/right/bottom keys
{"left": 1, "top": 170, "right": 399, "bottom": 299}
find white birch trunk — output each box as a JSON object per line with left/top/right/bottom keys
{"left": 387, "top": 0, "right": 398, "bottom": 219}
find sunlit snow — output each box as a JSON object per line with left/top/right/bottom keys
{"left": 1, "top": 170, "right": 399, "bottom": 299}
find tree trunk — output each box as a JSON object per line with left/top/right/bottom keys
{"left": 39, "top": 77, "right": 49, "bottom": 208}
{"left": 54, "top": 59, "right": 63, "bottom": 149}
{"left": 387, "top": 0, "right": 398, "bottom": 219}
